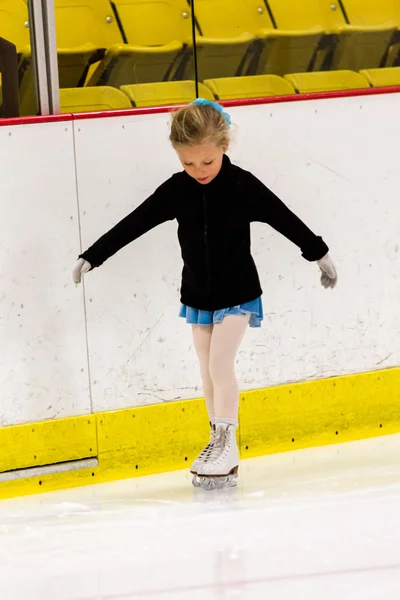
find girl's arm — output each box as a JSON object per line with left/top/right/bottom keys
{"left": 245, "top": 172, "right": 329, "bottom": 261}
{"left": 78, "top": 177, "right": 178, "bottom": 270}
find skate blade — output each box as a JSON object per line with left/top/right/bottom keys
{"left": 199, "top": 465, "right": 239, "bottom": 478}
{"left": 197, "top": 466, "right": 239, "bottom": 491}
{"left": 198, "top": 475, "right": 238, "bottom": 491}
{"left": 192, "top": 474, "right": 201, "bottom": 488}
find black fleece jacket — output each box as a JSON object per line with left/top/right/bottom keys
{"left": 80, "top": 155, "right": 329, "bottom": 311}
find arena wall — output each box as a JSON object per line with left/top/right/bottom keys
{"left": 1, "top": 92, "right": 399, "bottom": 497}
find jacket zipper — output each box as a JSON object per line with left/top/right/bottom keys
{"left": 202, "top": 193, "right": 211, "bottom": 294}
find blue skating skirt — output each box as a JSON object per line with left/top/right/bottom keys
{"left": 179, "top": 296, "right": 263, "bottom": 328}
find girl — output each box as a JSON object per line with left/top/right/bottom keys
{"left": 73, "top": 99, "right": 337, "bottom": 490}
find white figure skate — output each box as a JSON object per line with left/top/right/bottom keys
{"left": 196, "top": 424, "right": 239, "bottom": 490}
{"left": 190, "top": 423, "right": 217, "bottom": 488}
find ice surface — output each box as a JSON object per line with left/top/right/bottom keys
{"left": 1, "top": 434, "right": 400, "bottom": 599}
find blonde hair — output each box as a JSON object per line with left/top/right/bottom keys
{"left": 170, "top": 103, "right": 230, "bottom": 149}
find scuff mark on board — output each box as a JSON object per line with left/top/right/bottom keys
{"left": 306, "top": 155, "right": 353, "bottom": 184}
{"left": 376, "top": 352, "right": 394, "bottom": 366}
{"left": 127, "top": 313, "right": 165, "bottom": 362}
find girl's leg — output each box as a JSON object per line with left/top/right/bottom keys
{"left": 209, "top": 314, "right": 250, "bottom": 422}
{"left": 196, "top": 314, "right": 250, "bottom": 487}
{"left": 192, "top": 324, "right": 215, "bottom": 422}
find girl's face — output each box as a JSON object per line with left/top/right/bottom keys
{"left": 176, "top": 140, "right": 226, "bottom": 185}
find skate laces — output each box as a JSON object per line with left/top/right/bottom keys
{"left": 204, "top": 425, "right": 232, "bottom": 465}
{"left": 197, "top": 426, "right": 217, "bottom": 460}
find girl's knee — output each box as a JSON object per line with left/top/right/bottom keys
{"left": 209, "top": 352, "right": 234, "bottom": 384}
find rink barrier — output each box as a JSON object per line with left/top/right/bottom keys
{"left": 0, "top": 367, "right": 399, "bottom": 499}
{"left": 0, "top": 415, "right": 97, "bottom": 473}
{"left": 1, "top": 84, "right": 400, "bottom": 127}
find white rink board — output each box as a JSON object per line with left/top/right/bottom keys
{"left": 74, "top": 94, "right": 400, "bottom": 413}
{"left": 0, "top": 122, "right": 90, "bottom": 426}
{"left": 74, "top": 114, "right": 185, "bottom": 412}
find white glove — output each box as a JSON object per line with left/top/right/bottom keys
{"left": 73, "top": 258, "right": 91, "bottom": 284}
{"left": 317, "top": 254, "right": 337, "bottom": 289}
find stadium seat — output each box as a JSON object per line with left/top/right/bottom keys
{"left": 331, "top": 26, "right": 396, "bottom": 70}
{"left": 257, "top": 29, "right": 324, "bottom": 75}
{"left": 193, "top": 33, "right": 255, "bottom": 81}
{"left": 284, "top": 70, "right": 370, "bottom": 93}
{"left": 266, "top": 0, "right": 345, "bottom": 31}
{"left": 204, "top": 75, "right": 295, "bottom": 99}
{"left": 0, "top": 0, "right": 127, "bottom": 114}
{"left": 88, "top": 41, "right": 184, "bottom": 86}
{"left": 0, "top": 0, "right": 34, "bottom": 115}
{"left": 91, "top": 0, "right": 255, "bottom": 86}
{"left": 253, "top": 0, "right": 332, "bottom": 74}
{"left": 0, "top": 0, "right": 30, "bottom": 52}
{"left": 359, "top": 66, "right": 400, "bottom": 86}
{"left": 59, "top": 86, "right": 132, "bottom": 113}
{"left": 265, "top": 0, "right": 396, "bottom": 72}
{"left": 56, "top": 0, "right": 188, "bottom": 87}
{"left": 193, "top": 0, "right": 323, "bottom": 77}
{"left": 120, "top": 81, "right": 214, "bottom": 107}
{"left": 53, "top": 0, "right": 125, "bottom": 87}
{"left": 55, "top": 0, "right": 123, "bottom": 48}
{"left": 340, "top": 0, "right": 400, "bottom": 66}
{"left": 340, "top": 0, "right": 400, "bottom": 26}
{"left": 18, "top": 0, "right": 127, "bottom": 114}
{"left": 89, "top": 0, "right": 188, "bottom": 85}
{"left": 194, "top": 0, "right": 274, "bottom": 36}
{"left": 163, "top": 0, "right": 269, "bottom": 79}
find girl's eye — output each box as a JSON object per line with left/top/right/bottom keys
{"left": 184, "top": 163, "right": 193, "bottom": 167}
{"left": 204, "top": 161, "right": 213, "bottom": 166}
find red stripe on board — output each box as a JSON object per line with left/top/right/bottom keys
{"left": 0, "top": 113, "right": 73, "bottom": 127}
{"left": 71, "top": 105, "right": 177, "bottom": 120}
{"left": 1, "top": 85, "right": 400, "bottom": 126}
{"left": 219, "top": 85, "right": 400, "bottom": 107}
{"left": 67, "top": 85, "right": 400, "bottom": 121}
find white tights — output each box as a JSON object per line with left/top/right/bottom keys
{"left": 192, "top": 314, "right": 250, "bottom": 421}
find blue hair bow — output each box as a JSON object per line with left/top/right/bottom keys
{"left": 191, "top": 97, "right": 232, "bottom": 127}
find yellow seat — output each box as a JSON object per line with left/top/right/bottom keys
{"left": 257, "top": 29, "right": 324, "bottom": 75}
{"left": 267, "top": 0, "right": 345, "bottom": 31}
{"left": 0, "top": 0, "right": 121, "bottom": 114}
{"left": 89, "top": 41, "right": 184, "bottom": 86}
{"left": 204, "top": 75, "right": 295, "bottom": 99}
{"left": 194, "top": 0, "right": 324, "bottom": 76}
{"left": 359, "top": 66, "right": 400, "bottom": 86}
{"left": 0, "top": 0, "right": 35, "bottom": 115}
{"left": 340, "top": 0, "right": 400, "bottom": 26}
{"left": 54, "top": 0, "right": 125, "bottom": 87}
{"left": 191, "top": 0, "right": 265, "bottom": 78}
{"left": 93, "top": 0, "right": 256, "bottom": 85}
{"left": 193, "top": 0, "right": 274, "bottom": 37}
{"left": 196, "top": 0, "right": 323, "bottom": 75}
{"left": 330, "top": 25, "right": 396, "bottom": 70}
{"left": 59, "top": 86, "right": 132, "bottom": 113}
{"left": 120, "top": 81, "right": 214, "bottom": 107}
{"left": 0, "top": 0, "right": 30, "bottom": 51}
{"left": 340, "top": 0, "right": 400, "bottom": 66}
{"left": 89, "top": 0, "right": 188, "bottom": 85}
{"left": 111, "top": 0, "right": 191, "bottom": 44}
{"left": 17, "top": 0, "right": 126, "bottom": 114}
{"left": 284, "top": 70, "right": 370, "bottom": 93}
{"left": 266, "top": 0, "right": 396, "bottom": 71}
{"left": 55, "top": 0, "right": 122, "bottom": 48}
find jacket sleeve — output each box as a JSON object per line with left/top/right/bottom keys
{"left": 245, "top": 172, "right": 329, "bottom": 261}
{"left": 79, "top": 176, "right": 178, "bottom": 269}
